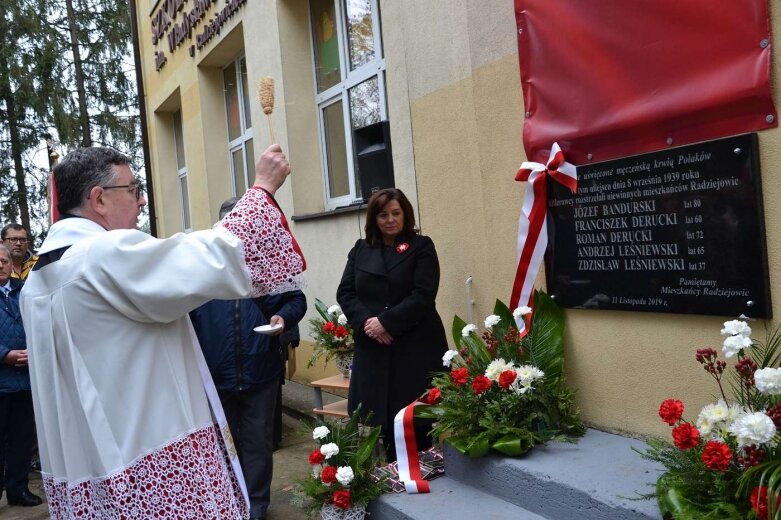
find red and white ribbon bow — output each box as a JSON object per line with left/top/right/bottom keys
{"left": 509, "top": 143, "right": 577, "bottom": 334}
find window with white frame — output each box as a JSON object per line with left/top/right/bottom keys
{"left": 172, "top": 109, "right": 191, "bottom": 231}
{"left": 310, "top": 0, "right": 387, "bottom": 209}
{"left": 223, "top": 56, "right": 255, "bottom": 196}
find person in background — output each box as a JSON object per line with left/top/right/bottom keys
{"left": 190, "top": 197, "right": 307, "bottom": 520}
{"left": 273, "top": 325, "right": 300, "bottom": 450}
{"left": 1, "top": 224, "right": 42, "bottom": 473}
{"left": 336, "top": 188, "right": 448, "bottom": 461}
{"left": 20, "top": 144, "right": 305, "bottom": 519}
{"left": 1, "top": 224, "right": 38, "bottom": 280}
{"left": 0, "top": 245, "right": 42, "bottom": 507}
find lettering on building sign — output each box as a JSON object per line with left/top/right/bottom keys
{"left": 150, "top": 0, "right": 247, "bottom": 72}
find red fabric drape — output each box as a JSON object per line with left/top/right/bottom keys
{"left": 515, "top": 0, "right": 777, "bottom": 164}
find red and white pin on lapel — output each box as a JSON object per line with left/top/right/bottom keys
{"left": 396, "top": 243, "right": 409, "bottom": 253}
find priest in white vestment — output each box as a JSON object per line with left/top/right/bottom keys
{"left": 20, "top": 145, "right": 305, "bottom": 519}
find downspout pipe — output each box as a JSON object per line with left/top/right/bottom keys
{"left": 127, "top": 0, "right": 157, "bottom": 237}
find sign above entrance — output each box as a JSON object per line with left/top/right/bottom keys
{"left": 150, "top": 0, "right": 247, "bottom": 72}
{"left": 545, "top": 134, "right": 771, "bottom": 319}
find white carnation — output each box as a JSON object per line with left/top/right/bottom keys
{"left": 721, "top": 319, "right": 752, "bottom": 338}
{"left": 516, "top": 364, "right": 544, "bottom": 383}
{"left": 722, "top": 334, "right": 753, "bottom": 358}
{"left": 696, "top": 400, "right": 733, "bottom": 438}
{"left": 312, "top": 426, "right": 330, "bottom": 440}
{"left": 320, "top": 442, "right": 340, "bottom": 459}
{"left": 336, "top": 466, "right": 354, "bottom": 486}
{"left": 514, "top": 365, "right": 544, "bottom": 393}
{"left": 327, "top": 305, "right": 341, "bottom": 317}
{"left": 337, "top": 314, "right": 348, "bottom": 326}
{"left": 442, "top": 350, "right": 459, "bottom": 367}
{"left": 729, "top": 412, "right": 777, "bottom": 448}
{"left": 461, "top": 324, "right": 478, "bottom": 337}
{"left": 755, "top": 367, "right": 781, "bottom": 395}
{"left": 484, "top": 314, "right": 501, "bottom": 328}
{"left": 485, "top": 358, "right": 514, "bottom": 381}
{"left": 513, "top": 306, "right": 532, "bottom": 319}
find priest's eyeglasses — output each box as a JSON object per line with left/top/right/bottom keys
{"left": 102, "top": 183, "right": 144, "bottom": 200}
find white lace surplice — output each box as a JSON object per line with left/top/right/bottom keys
{"left": 21, "top": 187, "right": 305, "bottom": 519}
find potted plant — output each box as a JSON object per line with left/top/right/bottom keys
{"left": 639, "top": 319, "right": 781, "bottom": 519}
{"left": 293, "top": 410, "right": 386, "bottom": 519}
{"left": 308, "top": 298, "right": 354, "bottom": 377}
{"left": 416, "top": 290, "right": 584, "bottom": 457}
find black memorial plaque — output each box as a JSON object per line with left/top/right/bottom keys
{"left": 546, "top": 133, "right": 771, "bottom": 318}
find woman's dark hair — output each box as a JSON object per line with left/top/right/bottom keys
{"left": 364, "top": 188, "right": 417, "bottom": 246}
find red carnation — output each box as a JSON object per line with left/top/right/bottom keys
{"left": 309, "top": 449, "right": 325, "bottom": 465}
{"left": 671, "top": 423, "right": 700, "bottom": 450}
{"left": 498, "top": 370, "right": 517, "bottom": 390}
{"left": 701, "top": 440, "right": 732, "bottom": 472}
{"left": 425, "top": 387, "right": 442, "bottom": 404}
{"left": 472, "top": 375, "right": 492, "bottom": 395}
{"left": 333, "top": 489, "right": 351, "bottom": 509}
{"left": 320, "top": 465, "right": 337, "bottom": 484}
{"left": 450, "top": 367, "right": 469, "bottom": 386}
{"left": 334, "top": 325, "right": 349, "bottom": 339}
{"left": 323, "top": 322, "right": 336, "bottom": 333}
{"left": 658, "top": 399, "right": 684, "bottom": 425}
{"left": 750, "top": 486, "right": 781, "bottom": 520}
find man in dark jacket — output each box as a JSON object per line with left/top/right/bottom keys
{"left": 189, "top": 198, "right": 307, "bottom": 520}
{"left": 0, "top": 245, "right": 42, "bottom": 507}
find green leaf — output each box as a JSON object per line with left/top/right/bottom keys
{"left": 491, "top": 432, "right": 534, "bottom": 456}
{"left": 452, "top": 315, "right": 467, "bottom": 346}
{"left": 492, "top": 299, "right": 516, "bottom": 335}
{"left": 525, "top": 290, "right": 565, "bottom": 381}
{"left": 314, "top": 298, "right": 330, "bottom": 321}
{"left": 353, "top": 426, "right": 382, "bottom": 468}
{"left": 448, "top": 435, "right": 490, "bottom": 457}
{"left": 413, "top": 404, "right": 445, "bottom": 419}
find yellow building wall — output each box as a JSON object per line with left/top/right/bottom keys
{"left": 134, "top": 0, "right": 781, "bottom": 438}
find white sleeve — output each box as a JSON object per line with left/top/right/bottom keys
{"left": 82, "top": 228, "right": 251, "bottom": 323}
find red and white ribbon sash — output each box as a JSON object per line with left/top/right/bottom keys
{"left": 393, "top": 401, "right": 430, "bottom": 494}
{"left": 509, "top": 143, "right": 577, "bottom": 334}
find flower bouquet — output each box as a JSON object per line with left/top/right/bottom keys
{"left": 308, "top": 299, "right": 354, "bottom": 375}
{"left": 640, "top": 319, "right": 781, "bottom": 519}
{"left": 292, "top": 410, "right": 386, "bottom": 519}
{"left": 415, "top": 290, "right": 584, "bottom": 457}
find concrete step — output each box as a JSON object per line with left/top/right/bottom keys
{"left": 444, "top": 428, "right": 663, "bottom": 520}
{"left": 368, "top": 475, "right": 550, "bottom": 520}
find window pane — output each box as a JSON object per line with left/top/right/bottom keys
{"left": 244, "top": 139, "right": 254, "bottom": 188}
{"left": 173, "top": 110, "right": 186, "bottom": 169}
{"left": 240, "top": 58, "right": 252, "bottom": 129}
{"left": 224, "top": 66, "right": 241, "bottom": 141}
{"left": 323, "top": 101, "right": 349, "bottom": 198}
{"left": 311, "top": 0, "right": 341, "bottom": 92}
{"left": 179, "top": 175, "right": 191, "bottom": 230}
{"left": 348, "top": 76, "right": 380, "bottom": 129}
{"left": 345, "top": 0, "right": 375, "bottom": 70}
{"left": 232, "top": 148, "right": 246, "bottom": 195}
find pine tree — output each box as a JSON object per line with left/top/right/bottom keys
{"left": 0, "top": 0, "right": 142, "bottom": 241}
{"left": 53, "top": 0, "right": 142, "bottom": 165}
{"left": 0, "top": 0, "right": 59, "bottom": 234}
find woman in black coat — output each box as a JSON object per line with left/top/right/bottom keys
{"left": 336, "top": 188, "right": 448, "bottom": 461}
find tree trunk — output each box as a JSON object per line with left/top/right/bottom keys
{"left": 65, "top": 0, "right": 91, "bottom": 147}
{"left": 0, "top": 18, "right": 31, "bottom": 231}
{"left": 5, "top": 94, "right": 32, "bottom": 231}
